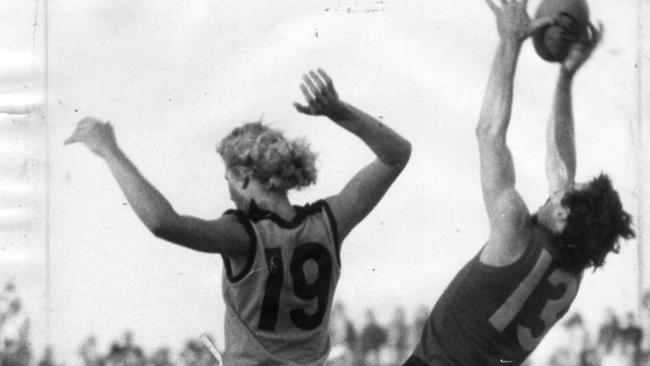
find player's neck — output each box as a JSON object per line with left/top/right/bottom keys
{"left": 254, "top": 196, "right": 295, "bottom": 221}
{"left": 535, "top": 211, "right": 560, "bottom": 235}
{"left": 248, "top": 185, "right": 295, "bottom": 221}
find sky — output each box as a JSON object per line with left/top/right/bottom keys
{"left": 0, "top": 0, "right": 648, "bottom": 364}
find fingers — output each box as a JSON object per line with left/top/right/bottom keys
{"left": 300, "top": 69, "right": 336, "bottom": 105}
{"left": 293, "top": 102, "right": 314, "bottom": 115}
{"left": 309, "top": 71, "right": 327, "bottom": 95}
{"left": 64, "top": 122, "right": 88, "bottom": 145}
{"left": 527, "top": 16, "right": 557, "bottom": 36}
{"left": 571, "top": 21, "right": 602, "bottom": 58}
{"left": 302, "top": 74, "right": 320, "bottom": 100}
{"left": 317, "top": 68, "right": 338, "bottom": 99}
{"left": 297, "top": 69, "right": 339, "bottom": 116}
{"left": 485, "top": 0, "right": 499, "bottom": 14}
{"left": 310, "top": 70, "right": 338, "bottom": 101}
{"left": 300, "top": 83, "right": 323, "bottom": 112}
{"left": 487, "top": 0, "right": 530, "bottom": 13}
{"left": 300, "top": 84, "right": 316, "bottom": 105}
{"left": 587, "top": 21, "right": 604, "bottom": 46}
{"left": 64, "top": 131, "right": 80, "bottom": 145}
{"left": 317, "top": 68, "right": 333, "bottom": 88}
{"left": 595, "top": 21, "right": 604, "bottom": 37}
{"left": 63, "top": 117, "right": 105, "bottom": 145}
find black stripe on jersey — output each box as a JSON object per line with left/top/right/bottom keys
{"left": 246, "top": 200, "right": 309, "bottom": 228}
{"left": 222, "top": 209, "right": 257, "bottom": 283}
{"left": 245, "top": 199, "right": 341, "bottom": 267}
{"left": 311, "top": 200, "right": 341, "bottom": 267}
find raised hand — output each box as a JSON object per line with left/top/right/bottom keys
{"left": 64, "top": 117, "right": 117, "bottom": 157}
{"left": 562, "top": 22, "right": 603, "bottom": 76}
{"left": 485, "top": 0, "right": 556, "bottom": 44}
{"left": 293, "top": 69, "right": 348, "bottom": 121}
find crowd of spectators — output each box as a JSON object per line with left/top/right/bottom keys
{"left": 325, "top": 302, "right": 429, "bottom": 366}
{"left": 0, "top": 281, "right": 31, "bottom": 366}
{"left": 547, "top": 309, "right": 645, "bottom": 366}
{"left": 327, "top": 304, "right": 650, "bottom": 366}
{"left": 73, "top": 330, "right": 217, "bottom": 366}
{"left": 32, "top": 330, "right": 219, "bottom": 366}
{"left": 3, "top": 281, "right": 650, "bottom": 366}
{"left": 0, "top": 281, "right": 223, "bottom": 366}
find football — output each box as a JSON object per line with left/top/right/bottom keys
{"left": 532, "top": 0, "right": 590, "bottom": 62}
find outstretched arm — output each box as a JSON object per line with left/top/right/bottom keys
{"left": 546, "top": 23, "right": 602, "bottom": 199}
{"left": 64, "top": 118, "right": 249, "bottom": 257}
{"left": 476, "top": 37, "right": 522, "bottom": 227}
{"left": 294, "top": 69, "right": 412, "bottom": 241}
{"left": 477, "top": 0, "right": 553, "bottom": 238}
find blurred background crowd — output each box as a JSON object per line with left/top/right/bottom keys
{"left": 1, "top": 280, "right": 648, "bottom": 366}
{"left": 325, "top": 302, "right": 647, "bottom": 366}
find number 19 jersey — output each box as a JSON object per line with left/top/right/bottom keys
{"left": 409, "top": 219, "right": 582, "bottom": 366}
{"left": 221, "top": 200, "right": 341, "bottom": 366}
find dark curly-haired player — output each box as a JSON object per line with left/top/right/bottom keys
{"left": 65, "top": 69, "right": 411, "bottom": 366}
{"left": 403, "top": 1, "right": 634, "bottom": 365}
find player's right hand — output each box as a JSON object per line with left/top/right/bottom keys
{"left": 485, "top": 0, "right": 556, "bottom": 44}
{"left": 293, "top": 68, "right": 349, "bottom": 121}
{"left": 561, "top": 22, "right": 603, "bottom": 76}
{"left": 64, "top": 117, "right": 117, "bottom": 158}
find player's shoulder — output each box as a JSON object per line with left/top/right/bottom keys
{"left": 219, "top": 208, "right": 251, "bottom": 231}
{"left": 306, "top": 199, "right": 337, "bottom": 222}
{"left": 222, "top": 208, "right": 247, "bottom": 221}
{"left": 217, "top": 209, "right": 255, "bottom": 245}
{"left": 482, "top": 214, "right": 536, "bottom": 267}
{"left": 492, "top": 189, "right": 530, "bottom": 225}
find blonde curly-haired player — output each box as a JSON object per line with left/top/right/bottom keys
{"left": 65, "top": 69, "right": 412, "bottom": 366}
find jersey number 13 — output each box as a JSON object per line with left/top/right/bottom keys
{"left": 489, "top": 249, "right": 580, "bottom": 351}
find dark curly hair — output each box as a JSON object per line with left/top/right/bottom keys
{"left": 553, "top": 173, "right": 635, "bottom": 273}
{"left": 217, "top": 122, "right": 317, "bottom": 192}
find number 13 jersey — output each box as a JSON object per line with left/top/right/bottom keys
{"left": 411, "top": 219, "right": 582, "bottom": 366}
{"left": 221, "top": 200, "right": 341, "bottom": 366}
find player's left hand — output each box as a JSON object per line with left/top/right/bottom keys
{"left": 293, "top": 69, "right": 348, "bottom": 121}
{"left": 64, "top": 117, "right": 118, "bottom": 158}
{"left": 562, "top": 22, "right": 603, "bottom": 75}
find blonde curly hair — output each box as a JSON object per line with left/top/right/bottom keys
{"left": 217, "top": 122, "right": 317, "bottom": 193}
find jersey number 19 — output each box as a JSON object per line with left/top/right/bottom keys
{"left": 257, "top": 243, "right": 333, "bottom": 332}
